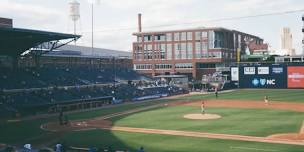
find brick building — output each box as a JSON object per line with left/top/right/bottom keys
{"left": 132, "top": 14, "right": 264, "bottom": 80}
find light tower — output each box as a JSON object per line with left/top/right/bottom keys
{"left": 87, "top": 0, "right": 100, "bottom": 56}
{"left": 69, "top": 0, "right": 80, "bottom": 45}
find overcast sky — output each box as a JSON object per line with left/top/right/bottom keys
{"left": 0, "top": 0, "right": 304, "bottom": 54}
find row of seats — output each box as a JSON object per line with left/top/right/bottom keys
{"left": 0, "top": 84, "right": 187, "bottom": 115}
{"left": 0, "top": 66, "right": 145, "bottom": 90}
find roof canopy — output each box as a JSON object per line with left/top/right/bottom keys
{"left": 0, "top": 27, "right": 81, "bottom": 56}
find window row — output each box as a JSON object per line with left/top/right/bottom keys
{"left": 175, "top": 63, "right": 193, "bottom": 69}
{"left": 134, "top": 64, "right": 153, "bottom": 70}
{"left": 137, "top": 31, "right": 209, "bottom": 42}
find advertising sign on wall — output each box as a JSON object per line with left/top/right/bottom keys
{"left": 239, "top": 64, "right": 287, "bottom": 88}
{"left": 258, "top": 67, "right": 269, "bottom": 75}
{"left": 231, "top": 67, "right": 239, "bottom": 81}
{"left": 288, "top": 66, "right": 304, "bottom": 88}
{"left": 244, "top": 67, "right": 255, "bottom": 75}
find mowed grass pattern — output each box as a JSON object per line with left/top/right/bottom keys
{"left": 112, "top": 106, "right": 304, "bottom": 136}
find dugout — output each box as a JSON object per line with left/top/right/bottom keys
{"left": 154, "top": 75, "right": 189, "bottom": 89}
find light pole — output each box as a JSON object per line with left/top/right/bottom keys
{"left": 91, "top": 2, "right": 94, "bottom": 56}
{"left": 87, "top": 0, "right": 100, "bottom": 56}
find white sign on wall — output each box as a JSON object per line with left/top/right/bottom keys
{"left": 231, "top": 67, "right": 239, "bottom": 81}
{"left": 258, "top": 67, "right": 269, "bottom": 75}
{"left": 244, "top": 67, "right": 255, "bottom": 75}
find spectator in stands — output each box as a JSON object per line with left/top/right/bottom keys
{"left": 55, "top": 143, "right": 62, "bottom": 152}
{"left": 23, "top": 144, "right": 31, "bottom": 152}
{"left": 137, "top": 146, "right": 144, "bottom": 152}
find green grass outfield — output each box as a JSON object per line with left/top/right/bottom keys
{"left": 111, "top": 106, "right": 304, "bottom": 137}
{"left": 1, "top": 89, "right": 304, "bottom": 151}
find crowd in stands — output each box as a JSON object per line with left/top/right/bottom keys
{"left": 0, "top": 65, "right": 188, "bottom": 117}
{"left": 0, "top": 65, "right": 145, "bottom": 90}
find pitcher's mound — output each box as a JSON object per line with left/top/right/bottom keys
{"left": 183, "top": 113, "right": 221, "bottom": 120}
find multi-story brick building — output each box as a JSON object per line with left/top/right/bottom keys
{"left": 132, "top": 15, "right": 264, "bottom": 80}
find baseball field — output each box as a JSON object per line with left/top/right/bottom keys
{"left": 1, "top": 89, "right": 304, "bottom": 152}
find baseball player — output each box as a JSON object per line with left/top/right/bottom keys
{"left": 201, "top": 101, "right": 205, "bottom": 115}
{"left": 264, "top": 95, "right": 269, "bottom": 105}
{"left": 215, "top": 88, "right": 218, "bottom": 99}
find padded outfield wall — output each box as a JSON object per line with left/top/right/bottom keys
{"left": 231, "top": 64, "right": 304, "bottom": 89}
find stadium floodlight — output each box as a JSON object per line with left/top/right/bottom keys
{"left": 87, "top": 0, "right": 100, "bottom": 4}
{"left": 87, "top": 0, "right": 100, "bottom": 56}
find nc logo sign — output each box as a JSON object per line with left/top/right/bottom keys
{"left": 252, "top": 78, "right": 276, "bottom": 86}
{"left": 266, "top": 79, "right": 276, "bottom": 85}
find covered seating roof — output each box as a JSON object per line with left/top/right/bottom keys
{"left": 0, "top": 27, "right": 81, "bottom": 56}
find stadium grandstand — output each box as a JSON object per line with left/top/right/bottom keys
{"left": 0, "top": 18, "right": 188, "bottom": 118}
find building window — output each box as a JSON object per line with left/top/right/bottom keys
{"left": 187, "top": 43, "right": 193, "bottom": 59}
{"left": 167, "top": 44, "right": 172, "bottom": 60}
{"left": 202, "top": 31, "right": 208, "bottom": 38}
{"left": 155, "top": 64, "right": 172, "bottom": 69}
{"left": 174, "top": 33, "right": 180, "bottom": 41}
{"left": 214, "top": 31, "right": 224, "bottom": 48}
{"left": 175, "top": 63, "right": 193, "bottom": 69}
{"left": 197, "top": 63, "right": 215, "bottom": 69}
{"left": 181, "top": 43, "right": 187, "bottom": 59}
{"left": 208, "top": 31, "right": 214, "bottom": 49}
{"left": 144, "top": 44, "right": 153, "bottom": 60}
{"left": 195, "top": 42, "right": 201, "bottom": 58}
{"left": 154, "top": 34, "right": 166, "bottom": 41}
{"left": 187, "top": 32, "right": 193, "bottom": 40}
{"left": 202, "top": 42, "right": 208, "bottom": 57}
{"left": 166, "top": 33, "right": 172, "bottom": 41}
{"left": 208, "top": 52, "right": 222, "bottom": 58}
{"left": 195, "top": 32, "right": 201, "bottom": 41}
{"left": 160, "top": 44, "right": 166, "bottom": 59}
{"left": 137, "top": 36, "right": 142, "bottom": 42}
{"left": 175, "top": 43, "right": 181, "bottom": 59}
{"left": 144, "top": 35, "right": 152, "bottom": 41}
{"left": 181, "top": 32, "right": 187, "bottom": 41}
{"left": 134, "top": 64, "right": 153, "bottom": 70}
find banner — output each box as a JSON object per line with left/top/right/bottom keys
{"left": 288, "top": 66, "right": 304, "bottom": 88}
{"left": 244, "top": 67, "right": 255, "bottom": 75}
{"left": 231, "top": 67, "right": 239, "bottom": 81}
{"left": 239, "top": 64, "right": 287, "bottom": 88}
{"left": 258, "top": 67, "right": 269, "bottom": 75}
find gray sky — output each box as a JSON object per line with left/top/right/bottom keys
{"left": 0, "top": 0, "right": 304, "bottom": 54}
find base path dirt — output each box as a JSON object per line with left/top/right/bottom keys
{"left": 267, "top": 122, "right": 304, "bottom": 141}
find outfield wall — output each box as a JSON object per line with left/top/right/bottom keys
{"left": 231, "top": 64, "right": 304, "bottom": 89}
